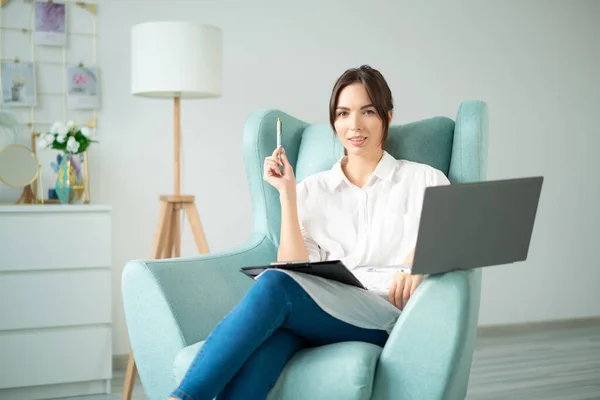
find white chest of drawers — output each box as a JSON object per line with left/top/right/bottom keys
{"left": 0, "top": 205, "right": 112, "bottom": 399}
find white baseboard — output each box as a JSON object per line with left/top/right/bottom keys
{"left": 476, "top": 316, "right": 600, "bottom": 337}
{"left": 0, "top": 379, "right": 110, "bottom": 400}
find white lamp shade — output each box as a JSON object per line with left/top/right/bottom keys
{"left": 131, "top": 21, "right": 222, "bottom": 99}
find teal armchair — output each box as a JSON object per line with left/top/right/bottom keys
{"left": 122, "top": 100, "right": 489, "bottom": 400}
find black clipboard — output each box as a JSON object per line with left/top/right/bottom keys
{"left": 240, "top": 260, "right": 367, "bottom": 290}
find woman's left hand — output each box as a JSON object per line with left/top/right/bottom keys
{"left": 389, "top": 272, "right": 424, "bottom": 310}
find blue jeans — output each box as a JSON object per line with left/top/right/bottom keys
{"left": 171, "top": 269, "right": 389, "bottom": 400}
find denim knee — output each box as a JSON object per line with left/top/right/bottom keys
{"left": 252, "top": 270, "right": 304, "bottom": 300}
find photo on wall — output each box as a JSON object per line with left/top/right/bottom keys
{"left": 34, "top": 0, "right": 67, "bottom": 47}
{"left": 0, "top": 61, "right": 37, "bottom": 107}
{"left": 66, "top": 65, "right": 100, "bottom": 109}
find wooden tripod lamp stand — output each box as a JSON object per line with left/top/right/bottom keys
{"left": 123, "top": 21, "right": 223, "bottom": 400}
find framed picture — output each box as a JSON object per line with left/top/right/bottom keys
{"left": 34, "top": 0, "right": 68, "bottom": 47}
{"left": 67, "top": 65, "right": 100, "bottom": 110}
{"left": 1, "top": 61, "right": 37, "bottom": 107}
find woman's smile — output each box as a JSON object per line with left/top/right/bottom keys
{"left": 348, "top": 136, "right": 367, "bottom": 146}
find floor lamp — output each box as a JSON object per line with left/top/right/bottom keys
{"left": 122, "top": 21, "right": 222, "bottom": 400}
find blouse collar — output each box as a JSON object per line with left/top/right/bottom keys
{"left": 327, "top": 150, "right": 397, "bottom": 191}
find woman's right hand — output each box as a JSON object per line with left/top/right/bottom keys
{"left": 263, "top": 147, "right": 296, "bottom": 198}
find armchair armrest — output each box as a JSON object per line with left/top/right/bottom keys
{"left": 121, "top": 233, "right": 277, "bottom": 400}
{"left": 371, "top": 269, "right": 482, "bottom": 400}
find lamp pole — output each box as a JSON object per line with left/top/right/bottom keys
{"left": 174, "top": 95, "right": 181, "bottom": 195}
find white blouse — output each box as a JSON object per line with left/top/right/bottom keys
{"left": 270, "top": 151, "right": 451, "bottom": 333}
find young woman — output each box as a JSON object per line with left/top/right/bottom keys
{"left": 169, "top": 65, "right": 450, "bottom": 400}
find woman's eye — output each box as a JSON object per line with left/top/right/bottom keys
{"left": 337, "top": 111, "right": 348, "bottom": 117}
{"left": 364, "top": 109, "right": 375, "bottom": 115}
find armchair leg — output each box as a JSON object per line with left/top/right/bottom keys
{"left": 121, "top": 352, "right": 137, "bottom": 400}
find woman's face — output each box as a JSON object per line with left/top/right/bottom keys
{"left": 333, "top": 83, "right": 390, "bottom": 157}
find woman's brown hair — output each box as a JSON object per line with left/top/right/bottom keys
{"left": 329, "top": 65, "right": 394, "bottom": 153}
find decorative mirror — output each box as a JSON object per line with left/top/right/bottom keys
{"left": 0, "top": 144, "right": 42, "bottom": 204}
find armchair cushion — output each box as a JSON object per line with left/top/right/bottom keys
{"left": 174, "top": 340, "right": 383, "bottom": 400}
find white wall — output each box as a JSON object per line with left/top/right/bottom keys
{"left": 4, "top": 0, "right": 600, "bottom": 356}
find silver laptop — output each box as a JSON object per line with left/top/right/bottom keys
{"left": 411, "top": 176, "right": 544, "bottom": 275}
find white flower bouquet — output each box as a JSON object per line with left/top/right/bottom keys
{"left": 37, "top": 120, "right": 97, "bottom": 154}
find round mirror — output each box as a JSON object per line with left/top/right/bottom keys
{"left": 0, "top": 144, "right": 39, "bottom": 187}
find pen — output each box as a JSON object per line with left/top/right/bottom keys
{"left": 277, "top": 117, "right": 282, "bottom": 170}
